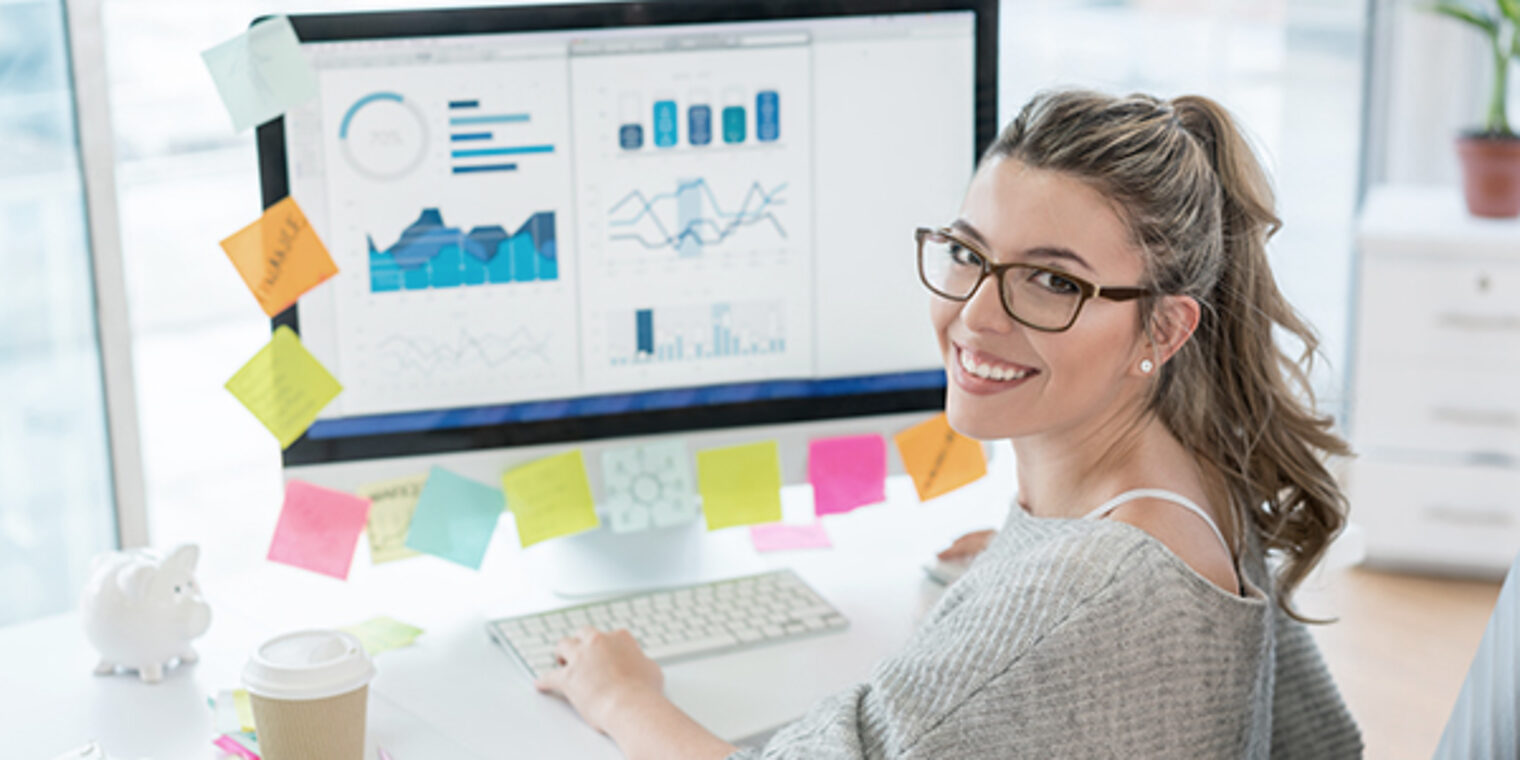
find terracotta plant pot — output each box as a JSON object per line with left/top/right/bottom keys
{"left": 1456, "top": 133, "right": 1520, "bottom": 218}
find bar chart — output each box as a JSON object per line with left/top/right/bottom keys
{"left": 369, "top": 208, "right": 558, "bottom": 292}
{"left": 447, "top": 99, "right": 554, "bottom": 175}
{"left": 609, "top": 301, "right": 787, "bottom": 366}
{"left": 616, "top": 89, "right": 780, "bottom": 151}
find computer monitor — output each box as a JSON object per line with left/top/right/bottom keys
{"left": 258, "top": 0, "right": 997, "bottom": 593}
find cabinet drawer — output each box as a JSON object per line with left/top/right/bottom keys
{"left": 1351, "top": 457, "right": 1520, "bottom": 573}
{"left": 1352, "top": 363, "right": 1520, "bottom": 458}
{"left": 1357, "top": 256, "right": 1520, "bottom": 371}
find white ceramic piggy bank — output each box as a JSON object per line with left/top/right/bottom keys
{"left": 81, "top": 544, "right": 212, "bottom": 683}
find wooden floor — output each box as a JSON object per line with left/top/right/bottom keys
{"left": 1295, "top": 566, "right": 1504, "bottom": 759}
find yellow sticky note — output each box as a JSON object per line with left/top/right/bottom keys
{"left": 220, "top": 196, "right": 338, "bottom": 317}
{"left": 502, "top": 450, "right": 601, "bottom": 548}
{"left": 356, "top": 474, "right": 426, "bottom": 564}
{"left": 894, "top": 413, "right": 987, "bottom": 501}
{"left": 224, "top": 326, "right": 342, "bottom": 449}
{"left": 696, "top": 441, "right": 782, "bottom": 531}
{"left": 339, "top": 615, "right": 424, "bottom": 656}
{"left": 232, "top": 689, "right": 255, "bottom": 733}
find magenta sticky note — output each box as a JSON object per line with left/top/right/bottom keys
{"left": 213, "top": 734, "right": 259, "bottom": 759}
{"left": 750, "top": 521, "right": 833, "bottom": 552}
{"left": 807, "top": 434, "right": 887, "bottom": 516}
{"left": 267, "top": 480, "right": 372, "bottom": 580}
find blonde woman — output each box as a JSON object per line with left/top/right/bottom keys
{"left": 534, "top": 89, "right": 1362, "bottom": 758}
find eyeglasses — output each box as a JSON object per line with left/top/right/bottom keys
{"left": 915, "top": 227, "right": 1152, "bottom": 332}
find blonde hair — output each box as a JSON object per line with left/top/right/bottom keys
{"left": 985, "top": 89, "right": 1350, "bottom": 622}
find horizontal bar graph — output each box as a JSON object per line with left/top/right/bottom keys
{"left": 369, "top": 208, "right": 557, "bottom": 292}
{"left": 610, "top": 301, "right": 787, "bottom": 365}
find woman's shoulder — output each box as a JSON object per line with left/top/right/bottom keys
{"left": 1103, "top": 496, "right": 1241, "bottom": 593}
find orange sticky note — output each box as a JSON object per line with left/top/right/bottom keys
{"left": 893, "top": 413, "right": 987, "bottom": 501}
{"left": 220, "top": 196, "right": 337, "bottom": 317}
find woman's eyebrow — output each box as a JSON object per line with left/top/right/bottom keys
{"left": 951, "top": 219, "right": 1097, "bottom": 274}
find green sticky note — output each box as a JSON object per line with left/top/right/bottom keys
{"left": 696, "top": 441, "right": 783, "bottom": 530}
{"left": 502, "top": 450, "right": 601, "bottom": 548}
{"left": 404, "top": 467, "right": 503, "bottom": 570}
{"left": 339, "top": 615, "right": 424, "bottom": 655}
{"left": 356, "top": 474, "right": 426, "bottom": 564}
{"left": 200, "top": 15, "right": 319, "bottom": 132}
{"left": 224, "top": 326, "right": 342, "bottom": 449}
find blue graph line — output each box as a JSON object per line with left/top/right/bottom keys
{"left": 340, "top": 91, "right": 404, "bottom": 139}
{"left": 606, "top": 179, "right": 788, "bottom": 250}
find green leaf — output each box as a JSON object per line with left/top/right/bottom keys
{"left": 1497, "top": 0, "right": 1520, "bottom": 27}
{"left": 1428, "top": 1, "right": 1500, "bottom": 35}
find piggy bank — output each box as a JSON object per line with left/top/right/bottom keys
{"left": 81, "top": 544, "right": 212, "bottom": 683}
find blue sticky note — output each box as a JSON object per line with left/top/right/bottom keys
{"left": 201, "top": 16, "right": 319, "bottom": 132}
{"left": 404, "top": 467, "right": 504, "bottom": 570}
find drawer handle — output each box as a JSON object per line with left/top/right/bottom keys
{"left": 1430, "top": 407, "right": 1520, "bottom": 428}
{"left": 1435, "top": 312, "right": 1520, "bottom": 332}
{"left": 1424, "top": 505, "right": 1513, "bottom": 527}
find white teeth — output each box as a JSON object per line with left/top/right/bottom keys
{"left": 959, "top": 347, "right": 1030, "bottom": 382}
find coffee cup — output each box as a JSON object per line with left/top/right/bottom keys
{"left": 241, "top": 629, "right": 376, "bottom": 760}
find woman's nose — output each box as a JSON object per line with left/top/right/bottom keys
{"left": 960, "top": 274, "right": 1014, "bottom": 334}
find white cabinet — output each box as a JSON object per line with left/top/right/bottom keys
{"left": 1351, "top": 185, "right": 1520, "bottom": 575}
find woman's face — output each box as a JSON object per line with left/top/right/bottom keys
{"left": 931, "top": 158, "right": 1152, "bottom": 441}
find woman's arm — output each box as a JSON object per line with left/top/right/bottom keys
{"left": 535, "top": 626, "right": 739, "bottom": 760}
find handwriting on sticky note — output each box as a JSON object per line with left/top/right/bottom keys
{"left": 356, "top": 474, "right": 426, "bottom": 564}
{"left": 696, "top": 441, "right": 783, "bottom": 531}
{"left": 201, "top": 15, "right": 319, "bottom": 132}
{"left": 339, "top": 615, "right": 423, "bottom": 655}
{"left": 502, "top": 450, "right": 600, "bottom": 548}
{"left": 893, "top": 413, "right": 987, "bottom": 501}
{"left": 808, "top": 434, "right": 887, "bottom": 516}
{"left": 404, "top": 467, "right": 504, "bottom": 570}
{"left": 750, "top": 521, "right": 832, "bottom": 552}
{"left": 266, "top": 480, "right": 371, "bottom": 580}
{"left": 225, "top": 325, "right": 342, "bottom": 449}
{"left": 601, "top": 440, "right": 698, "bottom": 533}
{"left": 221, "top": 196, "right": 337, "bottom": 318}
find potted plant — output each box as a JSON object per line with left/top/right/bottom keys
{"left": 1431, "top": 0, "right": 1520, "bottom": 218}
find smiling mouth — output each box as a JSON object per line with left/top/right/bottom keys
{"left": 955, "top": 345, "right": 1038, "bottom": 382}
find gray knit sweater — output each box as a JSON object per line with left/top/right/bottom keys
{"left": 727, "top": 502, "right": 1362, "bottom": 759}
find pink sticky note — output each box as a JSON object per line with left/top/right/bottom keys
{"left": 214, "top": 734, "right": 261, "bottom": 759}
{"left": 750, "top": 521, "right": 833, "bottom": 552}
{"left": 267, "top": 480, "right": 372, "bottom": 580}
{"left": 807, "top": 434, "right": 887, "bottom": 516}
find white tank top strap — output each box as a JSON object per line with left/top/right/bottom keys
{"left": 1082, "top": 488, "right": 1232, "bottom": 557}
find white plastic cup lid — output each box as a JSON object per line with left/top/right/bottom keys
{"left": 242, "top": 629, "right": 375, "bottom": 701}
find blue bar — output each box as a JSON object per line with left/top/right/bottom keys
{"left": 756, "top": 90, "right": 780, "bottom": 142}
{"left": 636, "top": 309, "right": 654, "bottom": 355}
{"left": 450, "top": 114, "right": 529, "bottom": 125}
{"left": 451, "top": 145, "right": 555, "bottom": 158}
{"left": 449, "top": 100, "right": 480, "bottom": 109}
{"left": 451, "top": 132, "right": 492, "bottom": 142}
{"left": 452, "top": 163, "right": 519, "bottom": 174}
{"left": 653, "top": 100, "right": 678, "bottom": 147}
{"left": 619, "top": 124, "right": 643, "bottom": 150}
{"left": 722, "top": 106, "right": 746, "bottom": 143}
{"left": 688, "top": 105, "right": 712, "bottom": 146}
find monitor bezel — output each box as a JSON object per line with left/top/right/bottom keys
{"left": 261, "top": 0, "right": 998, "bottom": 466}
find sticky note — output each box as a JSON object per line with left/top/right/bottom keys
{"left": 213, "top": 734, "right": 259, "bottom": 760}
{"left": 356, "top": 473, "right": 427, "bottom": 564}
{"left": 750, "top": 521, "right": 832, "bottom": 552}
{"left": 339, "top": 615, "right": 424, "bottom": 655}
{"left": 220, "top": 196, "right": 338, "bottom": 318}
{"left": 266, "top": 480, "right": 371, "bottom": 580}
{"left": 225, "top": 325, "right": 342, "bottom": 449}
{"left": 808, "top": 434, "right": 887, "bottom": 516}
{"left": 696, "top": 441, "right": 783, "bottom": 531}
{"left": 601, "top": 440, "right": 698, "bottom": 532}
{"left": 201, "top": 15, "right": 319, "bottom": 132}
{"left": 231, "top": 689, "right": 255, "bottom": 733}
{"left": 502, "top": 450, "right": 601, "bottom": 548}
{"left": 404, "top": 467, "right": 503, "bottom": 570}
{"left": 894, "top": 413, "right": 988, "bottom": 501}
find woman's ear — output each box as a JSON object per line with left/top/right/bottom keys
{"left": 1148, "top": 294, "right": 1201, "bottom": 365}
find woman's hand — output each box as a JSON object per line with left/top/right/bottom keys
{"left": 937, "top": 529, "right": 997, "bottom": 562}
{"left": 535, "top": 626, "right": 665, "bottom": 735}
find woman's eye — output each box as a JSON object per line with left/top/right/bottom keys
{"left": 947, "top": 243, "right": 982, "bottom": 266}
{"left": 1031, "top": 270, "right": 1079, "bottom": 294}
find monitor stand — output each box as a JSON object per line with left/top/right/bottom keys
{"left": 535, "top": 518, "right": 756, "bottom": 598}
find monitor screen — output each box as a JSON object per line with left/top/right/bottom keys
{"left": 263, "top": 0, "right": 996, "bottom": 465}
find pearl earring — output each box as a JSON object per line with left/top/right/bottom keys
{"left": 1140, "top": 359, "right": 1154, "bottom": 374}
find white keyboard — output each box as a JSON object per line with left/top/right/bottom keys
{"left": 487, "top": 569, "right": 849, "bottom": 678}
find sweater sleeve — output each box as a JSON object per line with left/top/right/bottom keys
{"left": 1269, "top": 612, "right": 1363, "bottom": 758}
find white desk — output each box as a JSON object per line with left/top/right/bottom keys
{"left": 1, "top": 465, "right": 1013, "bottom": 759}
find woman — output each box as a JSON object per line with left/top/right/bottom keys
{"left": 534, "top": 89, "right": 1362, "bottom": 758}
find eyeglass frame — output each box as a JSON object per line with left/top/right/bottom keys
{"left": 915, "top": 226, "right": 1153, "bottom": 332}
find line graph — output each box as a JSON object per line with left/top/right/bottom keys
{"left": 374, "top": 327, "right": 551, "bottom": 375}
{"left": 607, "top": 179, "right": 787, "bottom": 256}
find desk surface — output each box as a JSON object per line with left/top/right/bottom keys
{"left": 2, "top": 460, "right": 1503, "bottom": 759}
